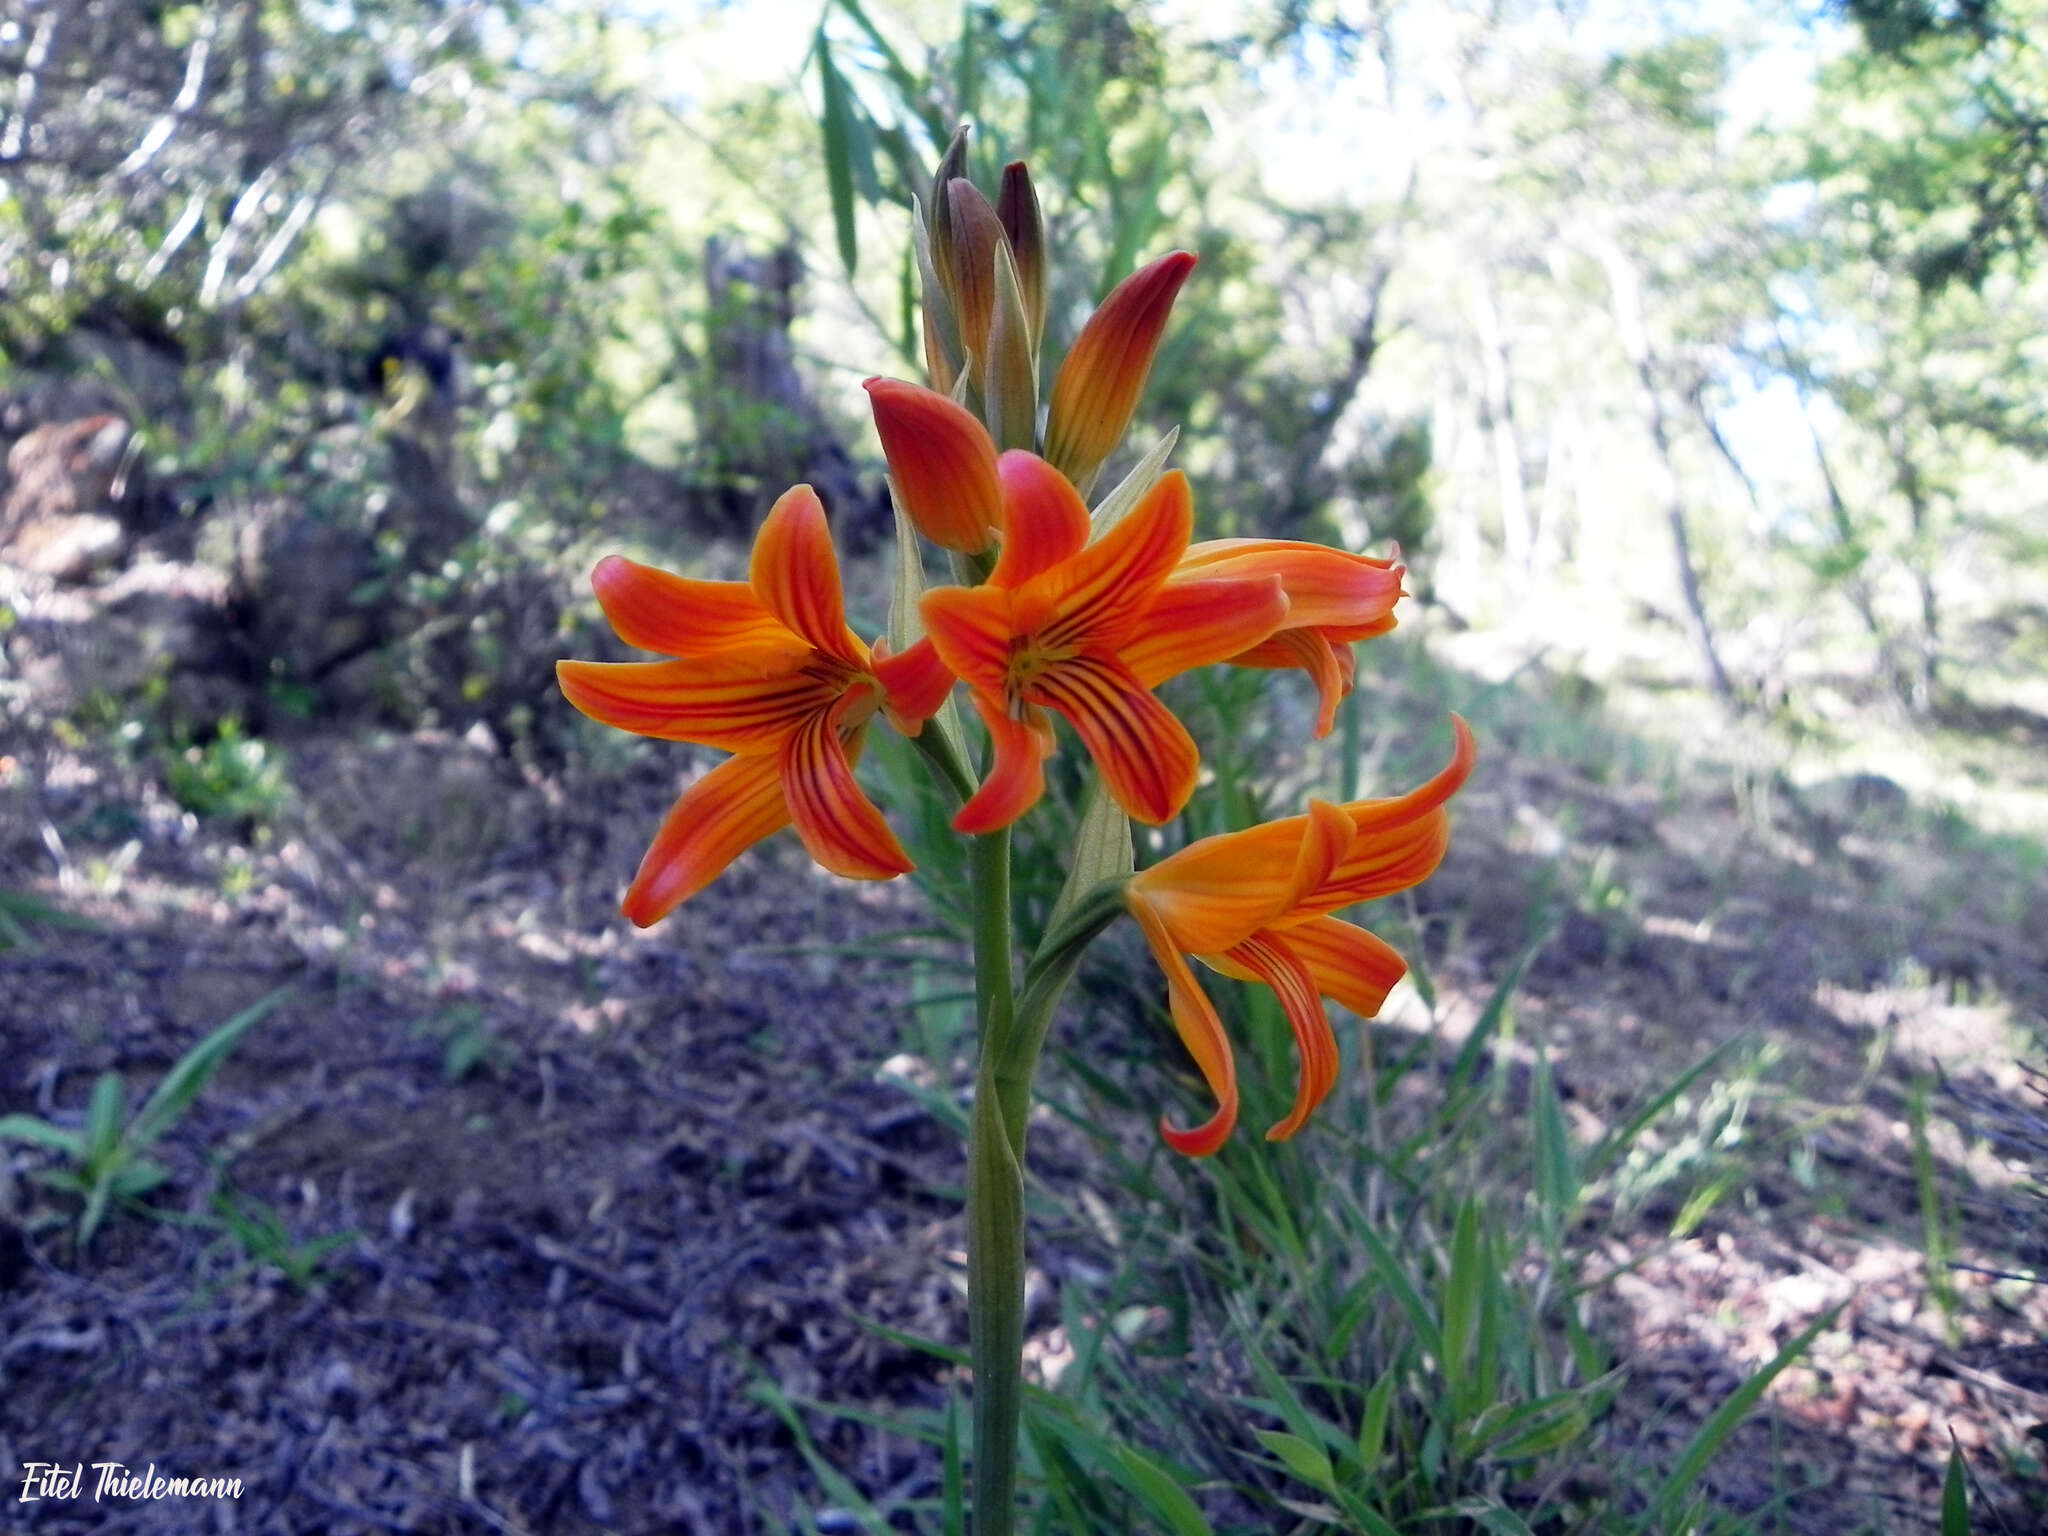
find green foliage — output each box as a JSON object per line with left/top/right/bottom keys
{"left": 163, "top": 718, "right": 291, "bottom": 829}
{"left": 0, "top": 988, "right": 292, "bottom": 1250}
{"left": 196, "top": 1188, "right": 359, "bottom": 1294}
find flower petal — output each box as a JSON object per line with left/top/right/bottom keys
{"left": 622, "top": 753, "right": 789, "bottom": 926}
{"left": 921, "top": 584, "right": 1018, "bottom": 693}
{"left": 749, "top": 485, "right": 866, "bottom": 666}
{"left": 866, "top": 378, "right": 1002, "bottom": 553}
{"left": 1283, "top": 800, "right": 1356, "bottom": 909}
{"left": 1025, "top": 469, "right": 1193, "bottom": 654}
{"left": 989, "top": 451, "right": 1090, "bottom": 588}
{"left": 589, "top": 556, "right": 790, "bottom": 657}
{"left": 781, "top": 711, "right": 913, "bottom": 880}
{"left": 1044, "top": 251, "right": 1197, "bottom": 490}
{"left": 1281, "top": 915, "right": 1406, "bottom": 1021}
{"left": 1030, "top": 653, "right": 1197, "bottom": 825}
{"left": 556, "top": 655, "right": 834, "bottom": 752}
{"left": 953, "top": 691, "right": 1056, "bottom": 834}
{"left": 870, "top": 635, "right": 955, "bottom": 731}
{"left": 1129, "top": 894, "right": 1239, "bottom": 1157}
{"left": 1226, "top": 626, "right": 1351, "bottom": 737}
{"left": 1121, "top": 574, "right": 1291, "bottom": 688}
{"left": 1218, "top": 931, "right": 1339, "bottom": 1142}
{"left": 1176, "top": 539, "right": 1404, "bottom": 631}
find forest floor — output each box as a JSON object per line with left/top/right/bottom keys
{"left": 2, "top": 598, "right": 2046, "bottom": 1535}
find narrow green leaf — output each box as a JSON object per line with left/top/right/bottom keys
{"left": 1357, "top": 1370, "right": 1396, "bottom": 1474}
{"left": 1532, "top": 1053, "right": 1578, "bottom": 1241}
{"left": 816, "top": 32, "right": 861, "bottom": 275}
{"left": 1642, "top": 1303, "right": 1846, "bottom": 1531}
{"left": 83, "top": 1071, "right": 126, "bottom": 1172}
{"left": 1447, "top": 926, "right": 1550, "bottom": 1099}
{"left": 1584, "top": 1037, "right": 1741, "bottom": 1180}
{"left": 984, "top": 239, "right": 1037, "bottom": 452}
{"left": 1089, "top": 426, "right": 1179, "bottom": 537}
{"left": 1352, "top": 1214, "right": 1444, "bottom": 1360}
{"left": 942, "top": 1390, "right": 965, "bottom": 1536}
{"left": 1108, "top": 1443, "right": 1214, "bottom": 1536}
{"left": 1252, "top": 1430, "right": 1334, "bottom": 1493}
{"left": 130, "top": 985, "right": 291, "bottom": 1151}
{"left": 1044, "top": 777, "right": 1132, "bottom": 932}
{"left": 1442, "top": 1197, "right": 1483, "bottom": 1406}
{"left": 0, "top": 1114, "right": 84, "bottom": 1156}
{"left": 1940, "top": 1442, "right": 1970, "bottom": 1536}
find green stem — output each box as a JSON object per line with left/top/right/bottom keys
{"left": 966, "top": 819, "right": 1021, "bottom": 1535}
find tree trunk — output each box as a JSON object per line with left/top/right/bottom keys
{"left": 1590, "top": 235, "right": 1735, "bottom": 703}
{"left": 1474, "top": 270, "right": 1532, "bottom": 573}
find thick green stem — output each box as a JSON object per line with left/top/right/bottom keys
{"left": 966, "top": 1060, "right": 1025, "bottom": 1535}
{"left": 965, "top": 810, "right": 1021, "bottom": 1533}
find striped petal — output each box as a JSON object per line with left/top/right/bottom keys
{"left": 621, "top": 753, "right": 789, "bottom": 926}
{"left": 954, "top": 691, "right": 1057, "bottom": 835}
{"left": 750, "top": 485, "right": 866, "bottom": 667}
{"left": 1227, "top": 626, "right": 1352, "bottom": 737}
{"left": 1218, "top": 930, "right": 1338, "bottom": 1142}
{"left": 780, "top": 711, "right": 912, "bottom": 881}
{"left": 990, "top": 451, "right": 1090, "bottom": 588}
{"left": 1129, "top": 894, "right": 1239, "bottom": 1157}
{"left": 1121, "top": 574, "right": 1291, "bottom": 688}
{"left": 556, "top": 655, "right": 835, "bottom": 752}
{"left": 1176, "top": 539, "right": 1404, "bottom": 631}
{"left": 1026, "top": 469, "right": 1193, "bottom": 654}
{"left": 866, "top": 378, "right": 1002, "bottom": 553}
{"left": 1044, "top": 252, "right": 1197, "bottom": 490}
{"left": 1280, "top": 915, "right": 1407, "bottom": 1021}
{"left": 920, "top": 583, "right": 1018, "bottom": 693}
{"left": 1030, "top": 653, "right": 1197, "bottom": 825}
{"left": 590, "top": 555, "right": 793, "bottom": 658}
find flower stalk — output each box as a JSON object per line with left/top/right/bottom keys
{"left": 557, "top": 127, "right": 1468, "bottom": 1532}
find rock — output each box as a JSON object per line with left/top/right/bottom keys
{"left": 234, "top": 500, "right": 387, "bottom": 684}
{"left": 1, "top": 414, "right": 135, "bottom": 580}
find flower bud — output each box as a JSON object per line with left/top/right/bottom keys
{"left": 1044, "top": 251, "right": 1197, "bottom": 495}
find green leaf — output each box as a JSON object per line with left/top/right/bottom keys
{"left": 1533, "top": 1052, "right": 1579, "bottom": 1242}
{"left": 1442, "top": 1197, "right": 1483, "bottom": 1403}
{"left": 1107, "top": 1443, "right": 1214, "bottom": 1536}
{"left": 83, "top": 1071, "right": 127, "bottom": 1174}
{"left": 0, "top": 1114, "right": 84, "bottom": 1157}
{"left": 816, "top": 32, "right": 861, "bottom": 275}
{"left": 1357, "top": 1370, "right": 1396, "bottom": 1473}
{"left": 1089, "top": 427, "right": 1179, "bottom": 538}
{"left": 1252, "top": 1430, "right": 1334, "bottom": 1493}
{"left": 1043, "top": 777, "right": 1132, "bottom": 933}
{"left": 128, "top": 985, "right": 291, "bottom": 1151}
{"left": 1640, "top": 1303, "right": 1846, "bottom": 1532}
{"left": 984, "top": 239, "right": 1037, "bottom": 452}
{"left": 1940, "top": 1442, "right": 1969, "bottom": 1536}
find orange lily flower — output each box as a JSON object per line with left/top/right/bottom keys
{"left": 1124, "top": 716, "right": 1475, "bottom": 1155}
{"left": 1172, "top": 540, "right": 1405, "bottom": 738}
{"left": 557, "top": 485, "right": 954, "bottom": 926}
{"left": 918, "top": 453, "right": 1290, "bottom": 834}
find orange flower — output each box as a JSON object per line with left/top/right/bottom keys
{"left": 1172, "top": 540, "right": 1405, "bottom": 738}
{"left": 557, "top": 485, "right": 954, "bottom": 925}
{"left": 918, "top": 453, "right": 1289, "bottom": 834}
{"left": 865, "top": 378, "right": 1003, "bottom": 553}
{"left": 1043, "top": 252, "right": 1198, "bottom": 493}
{"left": 1124, "top": 716, "right": 1475, "bottom": 1155}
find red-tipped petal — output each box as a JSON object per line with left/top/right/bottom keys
{"left": 589, "top": 555, "right": 789, "bottom": 658}
{"left": 1121, "top": 574, "right": 1291, "bottom": 689}
{"left": 990, "top": 451, "right": 1090, "bottom": 588}
{"left": 749, "top": 485, "right": 865, "bottom": 666}
{"left": 1030, "top": 653, "right": 1198, "bottom": 825}
{"left": 622, "top": 753, "right": 789, "bottom": 925}
{"left": 780, "top": 712, "right": 913, "bottom": 880}
{"left": 1129, "top": 895, "right": 1239, "bottom": 1157}
{"left": 1283, "top": 800, "right": 1356, "bottom": 909}
{"left": 920, "top": 583, "right": 1018, "bottom": 693}
{"left": 556, "top": 655, "right": 830, "bottom": 752}
{"left": 953, "top": 691, "right": 1055, "bottom": 834}
{"left": 871, "top": 635, "right": 956, "bottom": 730}
{"left": 1342, "top": 715, "right": 1477, "bottom": 838}
{"left": 1043, "top": 251, "right": 1197, "bottom": 487}
{"left": 1282, "top": 915, "right": 1407, "bottom": 1021}
{"left": 1219, "top": 931, "right": 1339, "bottom": 1142}
{"left": 866, "top": 378, "right": 1002, "bottom": 553}
{"left": 1029, "top": 469, "right": 1193, "bottom": 654}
